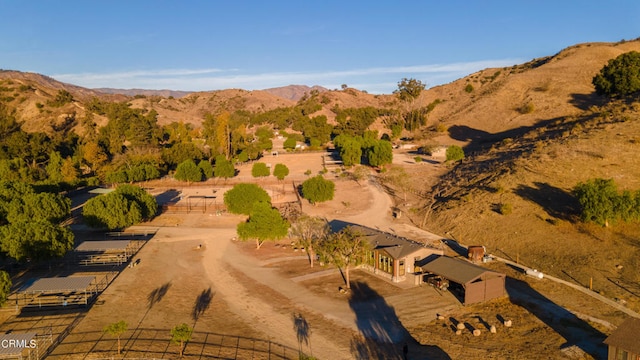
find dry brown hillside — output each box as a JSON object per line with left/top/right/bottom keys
{"left": 390, "top": 40, "right": 640, "bottom": 315}
{"left": 418, "top": 40, "right": 640, "bottom": 145}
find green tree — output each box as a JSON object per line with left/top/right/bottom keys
{"left": 7, "top": 192, "right": 71, "bottom": 224}
{"left": 224, "top": 183, "right": 271, "bottom": 215}
{"left": 83, "top": 193, "right": 143, "bottom": 230}
{"left": 46, "top": 151, "right": 64, "bottom": 182}
{"left": 316, "top": 227, "right": 370, "bottom": 289}
{"left": 283, "top": 137, "right": 297, "bottom": 150}
{"left": 394, "top": 78, "right": 426, "bottom": 102}
{"left": 0, "top": 271, "right": 10, "bottom": 306}
{"left": 574, "top": 178, "right": 620, "bottom": 226}
{"left": 213, "top": 155, "right": 235, "bottom": 179}
{"left": 301, "top": 175, "right": 335, "bottom": 204}
{"left": 338, "top": 138, "right": 362, "bottom": 167}
{"left": 251, "top": 162, "right": 270, "bottom": 178}
{"left": 273, "top": 163, "right": 290, "bottom": 181}
{"left": 83, "top": 185, "right": 156, "bottom": 230}
{"left": 162, "top": 142, "right": 203, "bottom": 167}
{"left": 237, "top": 201, "right": 290, "bottom": 249}
{"left": 445, "top": 145, "right": 465, "bottom": 162}
{"left": 48, "top": 89, "right": 74, "bottom": 107}
{"left": 367, "top": 140, "right": 393, "bottom": 167}
{"left": 198, "top": 159, "right": 214, "bottom": 179}
{"left": 170, "top": 323, "right": 193, "bottom": 357}
{"left": 61, "top": 157, "right": 79, "bottom": 183}
{"left": 174, "top": 159, "right": 202, "bottom": 182}
{"left": 115, "top": 184, "right": 158, "bottom": 220}
{"left": 593, "top": 51, "right": 640, "bottom": 98}
{"left": 0, "top": 220, "right": 74, "bottom": 261}
{"left": 103, "top": 320, "right": 128, "bottom": 355}
{"left": 291, "top": 215, "right": 329, "bottom": 268}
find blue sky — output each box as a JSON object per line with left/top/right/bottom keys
{"left": 1, "top": 1, "right": 638, "bottom": 94}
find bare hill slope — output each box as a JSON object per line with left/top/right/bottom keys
{"left": 419, "top": 40, "right": 640, "bottom": 145}
{"left": 404, "top": 40, "right": 640, "bottom": 314}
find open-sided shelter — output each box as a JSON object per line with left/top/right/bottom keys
{"left": 0, "top": 331, "right": 53, "bottom": 360}
{"left": 350, "top": 225, "right": 443, "bottom": 284}
{"left": 604, "top": 317, "right": 640, "bottom": 360}
{"left": 421, "top": 256, "right": 506, "bottom": 305}
{"left": 75, "top": 240, "right": 135, "bottom": 265}
{"left": 16, "top": 276, "right": 100, "bottom": 309}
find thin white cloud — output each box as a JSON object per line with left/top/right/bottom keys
{"left": 51, "top": 58, "right": 523, "bottom": 93}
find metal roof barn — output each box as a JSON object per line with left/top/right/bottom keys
{"left": 422, "top": 256, "right": 506, "bottom": 305}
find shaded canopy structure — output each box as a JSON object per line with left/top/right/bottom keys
{"left": 75, "top": 240, "right": 135, "bottom": 265}
{"left": 421, "top": 256, "right": 506, "bottom": 305}
{"left": 0, "top": 331, "right": 53, "bottom": 360}
{"left": 16, "top": 276, "right": 106, "bottom": 309}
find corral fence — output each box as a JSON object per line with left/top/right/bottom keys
{"left": 51, "top": 329, "right": 308, "bottom": 360}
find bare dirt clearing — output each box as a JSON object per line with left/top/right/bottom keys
{"left": 6, "top": 164, "right": 624, "bottom": 359}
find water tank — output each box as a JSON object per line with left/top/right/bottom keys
{"left": 526, "top": 269, "right": 544, "bottom": 279}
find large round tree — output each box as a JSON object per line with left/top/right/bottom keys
{"left": 83, "top": 185, "right": 157, "bottom": 230}
{"left": 593, "top": 51, "right": 640, "bottom": 98}
{"left": 237, "top": 201, "right": 289, "bottom": 249}
{"left": 301, "top": 175, "right": 335, "bottom": 204}
{"left": 174, "top": 159, "right": 202, "bottom": 182}
{"left": 223, "top": 183, "right": 271, "bottom": 215}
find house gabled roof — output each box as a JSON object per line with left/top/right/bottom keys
{"left": 604, "top": 317, "right": 640, "bottom": 354}
{"left": 421, "top": 256, "right": 504, "bottom": 285}
{"left": 348, "top": 225, "right": 433, "bottom": 260}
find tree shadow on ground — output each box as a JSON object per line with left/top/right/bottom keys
{"left": 154, "top": 189, "right": 182, "bottom": 205}
{"left": 570, "top": 92, "right": 606, "bottom": 111}
{"left": 192, "top": 287, "right": 214, "bottom": 322}
{"left": 514, "top": 182, "right": 579, "bottom": 221}
{"left": 147, "top": 282, "right": 171, "bottom": 309}
{"left": 292, "top": 312, "right": 312, "bottom": 357}
{"left": 348, "top": 281, "right": 451, "bottom": 360}
{"left": 505, "top": 277, "right": 606, "bottom": 359}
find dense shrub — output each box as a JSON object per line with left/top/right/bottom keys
{"left": 301, "top": 175, "right": 335, "bottom": 204}
{"left": 224, "top": 183, "right": 271, "bottom": 215}
{"left": 445, "top": 145, "right": 465, "bottom": 162}
{"left": 593, "top": 51, "right": 640, "bottom": 98}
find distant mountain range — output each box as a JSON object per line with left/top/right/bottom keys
{"left": 93, "top": 84, "right": 329, "bottom": 101}
{"left": 93, "top": 88, "right": 193, "bottom": 99}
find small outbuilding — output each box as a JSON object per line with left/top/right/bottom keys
{"left": 421, "top": 256, "right": 506, "bottom": 305}
{"left": 604, "top": 317, "right": 640, "bottom": 360}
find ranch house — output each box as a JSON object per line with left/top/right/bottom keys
{"left": 350, "top": 225, "right": 443, "bottom": 284}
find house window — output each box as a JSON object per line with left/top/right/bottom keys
{"left": 616, "top": 349, "right": 628, "bottom": 360}
{"left": 366, "top": 251, "right": 375, "bottom": 266}
{"left": 414, "top": 257, "right": 422, "bottom": 273}
{"left": 399, "top": 260, "right": 405, "bottom": 276}
{"left": 379, "top": 255, "right": 393, "bottom": 275}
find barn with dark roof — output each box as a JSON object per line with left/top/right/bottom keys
{"left": 421, "top": 256, "right": 506, "bottom": 305}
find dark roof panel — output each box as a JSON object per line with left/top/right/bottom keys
{"left": 421, "top": 256, "right": 504, "bottom": 285}
{"left": 604, "top": 317, "right": 640, "bottom": 354}
{"left": 75, "top": 240, "right": 132, "bottom": 252}
{"left": 349, "top": 225, "right": 436, "bottom": 259}
{"left": 19, "top": 276, "right": 95, "bottom": 294}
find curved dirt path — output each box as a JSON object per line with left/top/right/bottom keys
{"left": 199, "top": 227, "right": 356, "bottom": 360}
